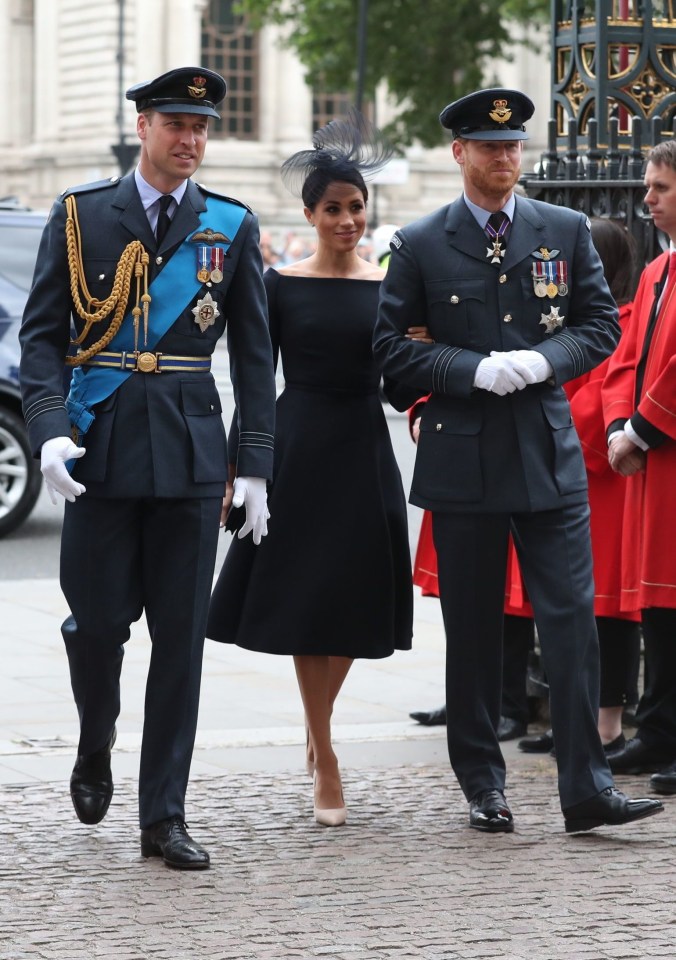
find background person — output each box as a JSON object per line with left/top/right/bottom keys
{"left": 602, "top": 141, "right": 676, "bottom": 793}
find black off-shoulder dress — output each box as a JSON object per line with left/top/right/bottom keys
{"left": 206, "top": 268, "right": 413, "bottom": 658}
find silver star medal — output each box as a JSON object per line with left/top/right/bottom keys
{"left": 539, "top": 305, "right": 565, "bottom": 334}
{"left": 487, "top": 239, "right": 505, "bottom": 264}
{"left": 192, "top": 291, "right": 220, "bottom": 333}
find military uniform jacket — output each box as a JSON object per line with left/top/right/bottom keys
{"left": 373, "top": 194, "right": 621, "bottom": 513}
{"left": 19, "top": 174, "right": 275, "bottom": 497}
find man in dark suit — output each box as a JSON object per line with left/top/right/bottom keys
{"left": 373, "top": 87, "right": 662, "bottom": 834}
{"left": 19, "top": 67, "right": 276, "bottom": 868}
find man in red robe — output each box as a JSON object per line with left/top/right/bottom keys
{"left": 602, "top": 140, "right": 676, "bottom": 791}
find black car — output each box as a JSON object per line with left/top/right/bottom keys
{"left": 0, "top": 200, "right": 47, "bottom": 536}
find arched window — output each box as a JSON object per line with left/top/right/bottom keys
{"left": 201, "top": 0, "right": 259, "bottom": 140}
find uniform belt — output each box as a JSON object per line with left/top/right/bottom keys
{"left": 81, "top": 350, "right": 212, "bottom": 374}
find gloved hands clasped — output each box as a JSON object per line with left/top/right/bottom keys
{"left": 40, "top": 436, "right": 87, "bottom": 504}
{"left": 473, "top": 350, "right": 552, "bottom": 396}
{"left": 232, "top": 476, "right": 269, "bottom": 545}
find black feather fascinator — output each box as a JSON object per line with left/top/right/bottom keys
{"left": 281, "top": 107, "right": 394, "bottom": 207}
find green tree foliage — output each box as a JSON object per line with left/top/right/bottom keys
{"left": 238, "top": 0, "right": 549, "bottom": 147}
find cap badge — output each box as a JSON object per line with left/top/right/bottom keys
{"left": 188, "top": 76, "right": 207, "bottom": 100}
{"left": 489, "top": 99, "right": 512, "bottom": 125}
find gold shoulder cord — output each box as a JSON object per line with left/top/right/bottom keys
{"left": 64, "top": 193, "right": 151, "bottom": 366}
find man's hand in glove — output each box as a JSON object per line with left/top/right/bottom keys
{"left": 40, "top": 437, "right": 86, "bottom": 504}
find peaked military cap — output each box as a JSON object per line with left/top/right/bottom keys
{"left": 439, "top": 88, "right": 534, "bottom": 141}
{"left": 126, "top": 67, "right": 226, "bottom": 119}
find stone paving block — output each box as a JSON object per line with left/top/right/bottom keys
{"left": 1, "top": 766, "right": 675, "bottom": 959}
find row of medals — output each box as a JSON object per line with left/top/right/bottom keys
{"left": 532, "top": 261, "right": 568, "bottom": 299}
{"left": 197, "top": 245, "right": 223, "bottom": 284}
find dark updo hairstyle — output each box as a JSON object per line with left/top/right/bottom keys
{"left": 281, "top": 107, "right": 393, "bottom": 211}
{"left": 301, "top": 162, "right": 368, "bottom": 211}
{"left": 589, "top": 218, "right": 637, "bottom": 306}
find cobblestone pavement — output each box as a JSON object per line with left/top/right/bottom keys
{"left": 1, "top": 762, "right": 674, "bottom": 960}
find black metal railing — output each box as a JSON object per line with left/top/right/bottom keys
{"left": 522, "top": 115, "right": 669, "bottom": 275}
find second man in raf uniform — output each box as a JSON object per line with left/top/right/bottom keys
{"left": 19, "top": 67, "right": 276, "bottom": 868}
{"left": 373, "top": 87, "right": 663, "bottom": 836}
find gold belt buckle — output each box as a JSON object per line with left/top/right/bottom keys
{"left": 135, "top": 351, "right": 158, "bottom": 373}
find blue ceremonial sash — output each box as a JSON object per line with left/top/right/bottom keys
{"left": 65, "top": 197, "right": 247, "bottom": 444}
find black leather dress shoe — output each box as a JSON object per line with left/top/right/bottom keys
{"left": 650, "top": 760, "right": 676, "bottom": 795}
{"left": 497, "top": 716, "right": 527, "bottom": 742}
{"left": 140, "top": 816, "right": 210, "bottom": 869}
{"left": 563, "top": 786, "right": 663, "bottom": 833}
{"left": 469, "top": 789, "right": 514, "bottom": 833}
{"left": 409, "top": 705, "right": 446, "bottom": 726}
{"left": 606, "top": 737, "right": 675, "bottom": 774}
{"left": 70, "top": 727, "right": 116, "bottom": 825}
{"left": 518, "top": 730, "right": 554, "bottom": 753}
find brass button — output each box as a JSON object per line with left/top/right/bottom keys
{"left": 436, "top": 423, "right": 442, "bottom": 431}
{"left": 98, "top": 273, "right": 105, "bottom": 280}
{"left": 503, "top": 314, "right": 512, "bottom": 323}
{"left": 499, "top": 274, "right": 507, "bottom": 283}
{"left": 156, "top": 256, "right": 163, "bottom": 265}
{"left": 450, "top": 295, "right": 459, "bottom": 304}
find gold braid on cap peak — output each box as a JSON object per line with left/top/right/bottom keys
{"left": 64, "top": 194, "right": 151, "bottom": 366}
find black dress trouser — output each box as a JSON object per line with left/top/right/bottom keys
{"left": 60, "top": 495, "right": 221, "bottom": 828}
{"left": 432, "top": 502, "right": 613, "bottom": 810}
{"left": 634, "top": 608, "right": 676, "bottom": 751}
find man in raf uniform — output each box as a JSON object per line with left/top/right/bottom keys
{"left": 19, "top": 67, "right": 276, "bottom": 869}
{"left": 373, "top": 87, "right": 663, "bottom": 834}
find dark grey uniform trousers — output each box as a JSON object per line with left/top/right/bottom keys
{"left": 432, "top": 502, "right": 613, "bottom": 810}
{"left": 60, "top": 495, "right": 221, "bottom": 828}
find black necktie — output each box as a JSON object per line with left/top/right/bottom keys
{"left": 155, "top": 194, "right": 173, "bottom": 245}
{"left": 487, "top": 211, "right": 507, "bottom": 231}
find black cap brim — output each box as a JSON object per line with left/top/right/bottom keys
{"left": 151, "top": 101, "right": 220, "bottom": 119}
{"left": 451, "top": 126, "right": 529, "bottom": 141}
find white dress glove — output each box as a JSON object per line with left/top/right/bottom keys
{"left": 473, "top": 352, "right": 532, "bottom": 395}
{"left": 232, "top": 476, "right": 269, "bottom": 545}
{"left": 40, "top": 436, "right": 86, "bottom": 504}
{"left": 504, "top": 349, "right": 553, "bottom": 384}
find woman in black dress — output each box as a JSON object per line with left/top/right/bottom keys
{"left": 207, "top": 113, "right": 419, "bottom": 826}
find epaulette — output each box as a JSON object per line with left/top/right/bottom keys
{"left": 59, "top": 176, "right": 121, "bottom": 201}
{"left": 196, "top": 183, "right": 252, "bottom": 214}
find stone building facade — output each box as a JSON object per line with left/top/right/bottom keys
{"left": 0, "top": 0, "right": 549, "bottom": 243}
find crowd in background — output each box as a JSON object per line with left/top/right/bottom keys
{"left": 260, "top": 229, "right": 375, "bottom": 268}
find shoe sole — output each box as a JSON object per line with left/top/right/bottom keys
{"left": 564, "top": 804, "right": 664, "bottom": 833}
{"left": 650, "top": 783, "right": 676, "bottom": 795}
{"left": 609, "top": 765, "right": 666, "bottom": 775}
{"left": 469, "top": 820, "right": 514, "bottom": 834}
{"left": 141, "top": 845, "right": 210, "bottom": 869}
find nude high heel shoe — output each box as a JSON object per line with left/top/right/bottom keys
{"left": 313, "top": 772, "right": 347, "bottom": 827}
